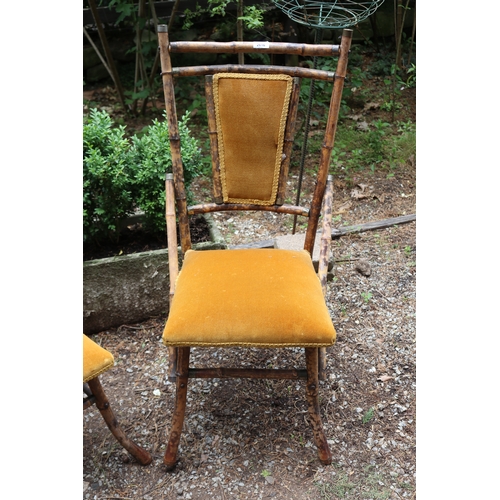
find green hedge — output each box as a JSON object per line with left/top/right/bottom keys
{"left": 83, "top": 108, "right": 203, "bottom": 243}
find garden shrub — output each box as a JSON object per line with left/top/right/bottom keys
{"left": 131, "top": 112, "right": 203, "bottom": 234}
{"left": 83, "top": 108, "right": 204, "bottom": 244}
{"left": 83, "top": 108, "right": 136, "bottom": 243}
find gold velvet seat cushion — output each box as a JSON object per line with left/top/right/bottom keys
{"left": 163, "top": 249, "right": 336, "bottom": 347}
{"left": 83, "top": 334, "right": 114, "bottom": 383}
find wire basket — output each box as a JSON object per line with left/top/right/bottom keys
{"left": 273, "top": 0, "right": 385, "bottom": 29}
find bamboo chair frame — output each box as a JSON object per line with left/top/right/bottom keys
{"left": 83, "top": 336, "right": 152, "bottom": 465}
{"left": 83, "top": 378, "right": 152, "bottom": 465}
{"left": 157, "top": 25, "right": 352, "bottom": 469}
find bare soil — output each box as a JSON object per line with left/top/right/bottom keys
{"left": 84, "top": 70, "right": 416, "bottom": 499}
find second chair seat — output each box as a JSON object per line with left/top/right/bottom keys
{"left": 83, "top": 333, "right": 115, "bottom": 383}
{"left": 163, "top": 248, "right": 336, "bottom": 347}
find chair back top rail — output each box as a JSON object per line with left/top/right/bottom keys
{"left": 169, "top": 64, "right": 335, "bottom": 81}
{"left": 168, "top": 40, "right": 340, "bottom": 57}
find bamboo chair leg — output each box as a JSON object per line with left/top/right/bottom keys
{"left": 167, "top": 346, "right": 178, "bottom": 381}
{"left": 164, "top": 346, "right": 191, "bottom": 470}
{"left": 87, "top": 377, "right": 152, "bottom": 465}
{"left": 318, "top": 347, "right": 327, "bottom": 381}
{"left": 305, "top": 348, "right": 332, "bottom": 465}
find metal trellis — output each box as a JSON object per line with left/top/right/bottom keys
{"left": 274, "top": 0, "right": 385, "bottom": 29}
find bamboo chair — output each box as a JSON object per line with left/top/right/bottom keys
{"left": 83, "top": 334, "right": 152, "bottom": 465}
{"left": 157, "top": 25, "right": 352, "bottom": 469}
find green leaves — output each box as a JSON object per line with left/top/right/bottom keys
{"left": 83, "top": 109, "right": 136, "bottom": 243}
{"left": 130, "top": 111, "right": 203, "bottom": 234}
{"left": 362, "top": 407, "right": 374, "bottom": 424}
{"left": 238, "top": 5, "right": 264, "bottom": 29}
{"left": 208, "top": 0, "right": 232, "bottom": 17}
{"left": 183, "top": 1, "right": 265, "bottom": 31}
{"left": 83, "top": 109, "right": 203, "bottom": 243}
{"left": 107, "top": 0, "right": 136, "bottom": 24}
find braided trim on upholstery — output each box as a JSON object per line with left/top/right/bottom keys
{"left": 162, "top": 341, "right": 334, "bottom": 348}
{"left": 83, "top": 364, "right": 114, "bottom": 384}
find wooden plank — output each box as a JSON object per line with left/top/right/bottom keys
{"left": 210, "top": 215, "right": 416, "bottom": 250}
{"left": 331, "top": 214, "right": 416, "bottom": 239}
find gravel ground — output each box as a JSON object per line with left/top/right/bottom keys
{"left": 83, "top": 167, "right": 416, "bottom": 500}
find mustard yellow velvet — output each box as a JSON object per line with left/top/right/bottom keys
{"left": 163, "top": 249, "right": 336, "bottom": 347}
{"left": 83, "top": 334, "right": 114, "bottom": 383}
{"left": 213, "top": 74, "right": 293, "bottom": 205}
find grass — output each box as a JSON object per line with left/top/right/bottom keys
{"left": 314, "top": 471, "right": 356, "bottom": 499}
{"left": 313, "top": 464, "right": 415, "bottom": 499}
{"left": 329, "top": 120, "right": 416, "bottom": 179}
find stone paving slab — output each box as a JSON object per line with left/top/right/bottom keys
{"left": 274, "top": 232, "right": 333, "bottom": 272}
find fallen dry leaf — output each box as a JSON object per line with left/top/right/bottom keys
{"left": 364, "top": 101, "right": 381, "bottom": 111}
{"left": 351, "top": 184, "right": 372, "bottom": 199}
{"left": 356, "top": 121, "right": 369, "bottom": 131}
{"left": 334, "top": 200, "right": 352, "bottom": 214}
{"left": 377, "top": 375, "right": 394, "bottom": 382}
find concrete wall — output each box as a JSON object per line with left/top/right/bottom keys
{"left": 84, "top": 248, "right": 172, "bottom": 334}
